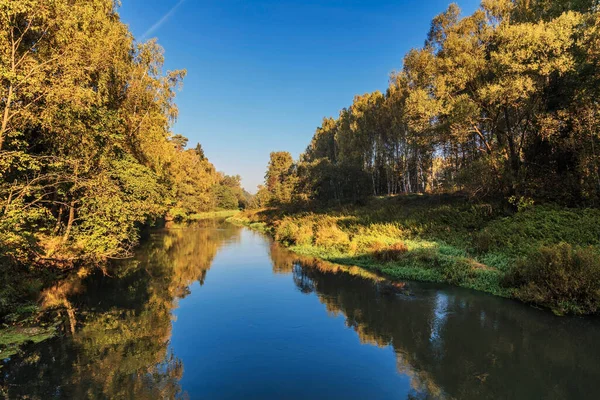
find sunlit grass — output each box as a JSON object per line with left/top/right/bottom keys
{"left": 231, "top": 196, "right": 600, "bottom": 314}
{"left": 188, "top": 209, "right": 241, "bottom": 221}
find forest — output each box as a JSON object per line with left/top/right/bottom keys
{"left": 238, "top": 0, "right": 600, "bottom": 315}
{"left": 257, "top": 0, "right": 600, "bottom": 207}
{"left": 0, "top": 0, "right": 252, "bottom": 319}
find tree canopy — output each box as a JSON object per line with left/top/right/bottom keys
{"left": 261, "top": 0, "right": 600, "bottom": 208}
{"left": 0, "top": 0, "right": 247, "bottom": 270}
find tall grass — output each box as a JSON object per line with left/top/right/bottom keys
{"left": 230, "top": 195, "right": 600, "bottom": 315}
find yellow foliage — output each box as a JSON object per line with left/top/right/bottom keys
{"left": 314, "top": 219, "right": 351, "bottom": 250}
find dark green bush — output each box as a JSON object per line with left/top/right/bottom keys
{"left": 442, "top": 258, "right": 476, "bottom": 285}
{"left": 473, "top": 229, "right": 494, "bottom": 253}
{"left": 503, "top": 243, "right": 600, "bottom": 315}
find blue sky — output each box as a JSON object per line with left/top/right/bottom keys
{"left": 118, "top": 0, "right": 480, "bottom": 192}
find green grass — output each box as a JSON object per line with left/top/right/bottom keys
{"left": 187, "top": 209, "right": 241, "bottom": 221}
{"left": 233, "top": 195, "right": 600, "bottom": 315}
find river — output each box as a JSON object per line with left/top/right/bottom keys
{"left": 1, "top": 220, "right": 599, "bottom": 399}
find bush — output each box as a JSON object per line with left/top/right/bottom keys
{"left": 275, "top": 219, "right": 313, "bottom": 245}
{"left": 503, "top": 243, "right": 600, "bottom": 315}
{"left": 295, "top": 223, "right": 314, "bottom": 245}
{"left": 373, "top": 242, "right": 408, "bottom": 262}
{"left": 473, "top": 229, "right": 494, "bottom": 253}
{"left": 368, "top": 240, "right": 386, "bottom": 253}
{"left": 442, "top": 258, "right": 476, "bottom": 285}
{"left": 274, "top": 220, "right": 300, "bottom": 244}
{"left": 480, "top": 206, "right": 600, "bottom": 256}
{"left": 167, "top": 207, "right": 187, "bottom": 222}
{"left": 314, "top": 220, "right": 350, "bottom": 250}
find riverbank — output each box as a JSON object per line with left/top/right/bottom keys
{"left": 0, "top": 211, "right": 242, "bottom": 359}
{"left": 184, "top": 209, "right": 240, "bottom": 221}
{"left": 228, "top": 195, "right": 600, "bottom": 315}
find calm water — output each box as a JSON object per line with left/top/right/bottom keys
{"left": 2, "top": 221, "right": 600, "bottom": 399}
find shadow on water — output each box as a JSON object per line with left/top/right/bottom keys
{"left": 0, "top": 219, "right": 241, "bottom": 399}
{"left": 2, "top": 222, "right": 599, "bottom": 399}
{"left": 268, "top": 243, "right": 600, "bottom": 400}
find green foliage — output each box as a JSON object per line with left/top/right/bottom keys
{"left": 210, "top": 174, "right": 248, "bottom": 210}
{"left": 212, "top": 184, "right": 239, "bottom": 210}
{"left": 259, "top": 1, "right": 600, "bottom": 206}
{"left": 189, "top": 210, "right": 240, "bottom": 221}
{"left": 0, "top": 0, "right": 245, "bottom": 263}
{"left": 504, "top": 243, "right": 600, "bottom": 315}
{"left": 0, "top": 0, "right": 251, "bottom": 319}
{"left": 472, "top": 206, "right": 600, "bottom": 257}
{"left": 236, "top": 194, "right": 600, "bottom": 314}
{"left": 263, "top": 152, "right": 297, "bottom": 206}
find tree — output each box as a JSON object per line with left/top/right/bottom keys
{"left": 195, "top": 143, "right": 206, "bottom": 160}
{"left": 264, "top": 152, "right": 296, "bottom": 205}
{"left": 170, "top": 134, "right": 188, "bottom": 151}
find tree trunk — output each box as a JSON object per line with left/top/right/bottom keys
{"left": 0, "top": 83, "right": 13, "bottom": 151}
{"left": 4, "top": 184, "right": 13, "bottom": 215}
{"left": 53, "top": 205, "right": 64, "bottom": 234}
{"left": 63, "top": 199, "right": 76, "bottom": 243}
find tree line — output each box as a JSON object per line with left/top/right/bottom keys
{"left": 259, "top": 0, "right": 600, "bottom": 208}
{"left": 0, "top": 0, "right": 246, "bottom": 266}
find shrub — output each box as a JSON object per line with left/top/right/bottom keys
{"left": 275, "top": 219, "right": 314, "bottom": 245}
{"left": 503, "top": 243, "right": 600, "bottom": 315}
{"left": 275, "top": 219, "right": 300, "bottom": 244}
{"left": 295, "top": 223, "right": 314, "bottom": 246}
{"left": 366, "top": 223, "right": 404, "bottom": 238}
{"left": 402, "top": 247, "right": 441, "bottom": 267}
{"left": 373, "top": 242, "right": 409, "bottom": 262}
{"left": 442, "top": 258, "right": 475, "bottom": 285}
{"left": 314, "top": 220, "right": 350, "bottom": 250}
{"left": 368, "top": 240, "right": 386, "bottom": 253}
{"left": 473, "top": 229, "right": 494, "bottom": 253}
{"left": 167, "top": 207, "right": 187, "bottom": 222}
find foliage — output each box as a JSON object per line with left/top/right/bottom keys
{"left": 260, "top": 1, "right": 600, "bottom": 206}
{"left": 234, "top": 194, "right": 600, "bottom": 314}
{"left": 504, "top": 243, "right": 600, "bottom": 315}
{"left": 0, "top": 0, "right": 252, "bottom": 320}
{"left": 314, "top": 218, "right": 351, "bottom": 251}
{"left": 372, "top": 242, "right": 409, "bottom": 262}
{"left": 262, "top": 151, "right": 297, "bottom": 206}
{"left": 0, "top": 0, "right": 250, "bottom": 261}
{"left": 274, "top": 218, "right": 314, "bottom": 246}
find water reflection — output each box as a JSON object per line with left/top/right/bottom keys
{"left": 2, "top": 223, "right": 599, "bottom": 399}
{"left": 269, "top": 244, "right": 600, "bottom": 400}
{"left": 1, "top": 220, "right": 241, "bottom": 399}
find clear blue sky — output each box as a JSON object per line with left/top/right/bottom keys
{"left": 118, "top": 0, "right": 480, "bottom": 192}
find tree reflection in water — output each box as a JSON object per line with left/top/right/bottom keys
{"left": 268, "top": 241, "right": 600, "bottom": 400}
{"left": 2, "top": 226, "right": 599, "bottom": 400}
{"left": 0, "top": 220, "right": 241, "bottom": 399}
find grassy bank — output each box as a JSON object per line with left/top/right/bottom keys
{"left": 185, "top": 209, "right": 240, "bottom": 221}
{"left": 229, "top": 195, "right": 600, "bottom": 315}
